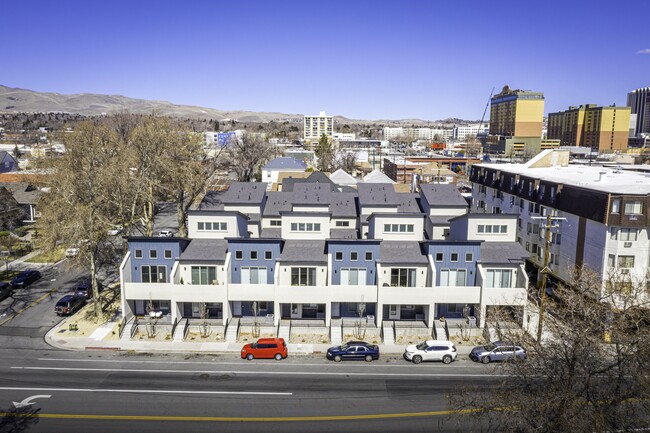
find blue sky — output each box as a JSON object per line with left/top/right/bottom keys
{"left": 3, "top": 0, "right": 649, "bottom": 120}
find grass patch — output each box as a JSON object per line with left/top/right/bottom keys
{"left": 25, "top": 246, "right": 65, "bottom": 263}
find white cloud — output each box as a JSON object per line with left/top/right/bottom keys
{"left": 637, "top": 48, "right": 650, "bottom": 54}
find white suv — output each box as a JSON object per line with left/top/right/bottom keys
{"left": 403, "top": 340, "right": 457, "bottom": 364}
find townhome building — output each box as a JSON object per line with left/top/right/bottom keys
{"left": 120, "top": 177, "right": 530, "bottom": 342}
{"left": 469, "top": 149, "right": 650, "bottom": 298}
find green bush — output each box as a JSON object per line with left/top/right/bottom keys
{"left": 13, "top": 227, "right": 28, "bottom": 237}
{"left": 0, "top": 231, "right": 10, "bottom": 238}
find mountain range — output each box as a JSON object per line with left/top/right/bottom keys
{"left": 0, "top": 85, "right": 474, "bottom": 125}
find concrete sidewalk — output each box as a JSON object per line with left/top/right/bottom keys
{"left": 45, "top": 319, "right": 476, "bottom": 357}
{"left": 3, "top": 249, "right": 62, "bottom": 272}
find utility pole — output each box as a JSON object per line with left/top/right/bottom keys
{"left": 532, "top": 214, "right": 567, "bottom": 342}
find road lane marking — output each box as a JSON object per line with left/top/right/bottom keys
{"left": 0, "top": 386, "right": 291, "bottom": 396}
{"left": 0, "top": 286, "right": 60, "bottom": 326}
{"left": 12, "top": 366, "right": 507, "bottom": 377}
{"left": 0, "top": 408, "right": 479, "bottom": 422}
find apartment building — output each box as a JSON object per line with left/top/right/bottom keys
{"left": 120, "top": 180, "right": 530, "bottom": 341}
{"left": 469, "top": 149, "right": 650, "bottom": 297}
{"left": 303, "top": 111, "right": 333, "bottom": 145}
{"left": 547, "top": 104, "right": 631, "bottom": 152}
{"left": 382, "top": 127, "right": 454, "bottom": 142}
{"left": 628, "top": 86, "right": 650, "bottom": 137}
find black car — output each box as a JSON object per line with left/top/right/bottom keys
{"left": 0, "top": 282, "right": 12, "bottom": 302}
{"left": 74, "top": 281, "right": 94, "bottom": 299}
{"left": 10, "top": 270, "right": 42, "bottom": 289}
{"left": 55, "top": 295, "right": 86, "bottom": 316}
{"left": 326, "top": 341, "right": 380, "bottom": 362}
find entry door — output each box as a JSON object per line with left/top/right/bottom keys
{"left": 233, "top": 301, "right": 242, "bottom": 316}
{"left": 389, "top": 304, "right": 399, "bottom": 320}
{"left": 183, "top": 303, "right": 193, "bottom": 317}
{"left": 290, "top": 304, "right": 302, "bottom": 319}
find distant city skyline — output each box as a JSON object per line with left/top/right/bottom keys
{"left": 3, "top": 0, "right": 649, "bottom": 121}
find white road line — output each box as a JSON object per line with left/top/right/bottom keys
{"left": 13, "top": 366, "right": 504, "bottom": 377}
{"left": 0, "top": 386, "right": 292, "bottom": 396}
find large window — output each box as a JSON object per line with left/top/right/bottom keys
{"left": 624, "top": 201, "right": 643, "bottom": 215}
{"left": 197, "top": 221, "right": 227, "bottom": 231}
{"left": 617, "top": 256, "right": 635, "bottom": 269}
{"left": 290, "top": 222, "right": 321, "bottom": 232}
{"left": 384, "top": 223, "right": 414, "bottom": 233}
{"left": 390, "top": 268, "right": 416, "bottom": 287}
{"left": 620, "top": 228, "right": 638, "bottom": 241}
{"left": 340, "top": 268, "right": 367, "bottom": 285}
{"left": 477, "top": 224, "right": 508, "bottom": 234}
{"left": 291, "top": 267, "right": 316, "bottom": 286}
{"left": 191, "top": 266, "right": 216, "bottom": 285}
{"left": 241, "top": 266, "right": 267, "bottom": 284}
{"left": 440, "top": 269, "right": 467, "bottom": 286}
{"left": 142, "top": 265, "right": 167, "bottom": 283}
{"left": 485, "top": 269, "right": 513, "bottom": 288}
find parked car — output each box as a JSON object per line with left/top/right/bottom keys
{"left": 241, "top": 338, "right": 287, "bottom": 360}
{"left": 326, "top": 341, "right": 380, "bottom": 362}
{"left": 404, "top": 340, "right": 457, "bottom": 364}
{"left": 65, "top": 247, "right": 79, "bottom": 258}
{"left": 74, "top": 281, "right": 96, "bottom": 299}
{"left": 55, "top": 295, "right": 86, "bottom": 316}
{"left": 158, "top": 230, "right": 174, "bottom": 237}
{"left": 0, "top": 282, "right": 12, "bottom": 302}
{"left": 469, "top": 341, "right": 527, "bottom": 364}
{"left": 107, "top": 225, "right": 123, "bottom": 236}
{"left": 10, "top": 270, "right": 42, "bottom": 289}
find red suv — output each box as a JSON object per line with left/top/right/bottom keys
{"left": 241, "top": 338, "right": 288, "bottom": 360}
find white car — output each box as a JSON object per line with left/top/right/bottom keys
{"left": 403, "top": 340, "right": 457, "bottom": 364}
{"left": 158, "top": 230, "right": 173, "bottom": 237}
{"left": 108, "top": 225, "right": 123, "bottom": 236}
{"left": 65, "top": 247, "right": 79, "bottom": 258}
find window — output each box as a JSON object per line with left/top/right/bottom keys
{"left": 164, "top": 250, "right": 172, "bottom": 259}
{"left": 485, "top": 269, "right": 512, "bottom": 288}
{"left": 608, "top": 254, "right": 615, "bottom": 268}
{"left": 465, "top": 252, "right": 473, "bottom": 262}
{"left": 390, "top": 268, "right": 416, "bottom": 287}
{"left": 291, "top": 267, "right": 316, "bottom": 286}
{"left": 250, "top": 251, "right": 258, "bottom": 260}
{"left": 269, "top": 220, "right": 281, "bottom": 226}
{"left": 241, "top": 266, "right": 267, "bottom": 284}
{"left": 341, "top": 268, "right": 367, "bottom": 285}
{"left": 265, "top": 251, "right": 272, "bottom": 260}
{"left": 624, "top": 201, "right": 643, "bottom": 215}
{"left": 149, "top": 250, "right": 157, "bottom": 259}
{"left": 335, "top": 251, "right": 343, "bottom": 261}
{"left": 384, "top": 223, "right": 414, "bottom": 233}
{"left": 335, "top": 221, "right": 350, "bottom": 227}
{"left": 235, "top": 250, "right": 243, "bottom": 260}
{"left": 198, "top": 221, "right": 227, "bottom": 231}
{"left": 198, "top": 222, "right": 204, "bottom": 230}
{"left": 134, "top": 249, "right": 143, "bottom": 259}
{"left": 620, "top": 228, "right": 638, "bottom": 241}
{"left": 291, "top": 222, "right": 321, "bottom": 232}
{"left": 142, "top": 265, "right": 167, "bottom": 283}
{"left": 440, "top": 269, "right": 467, "bottom": 286}
{"left": 478, "top": 225, "right": 484, "bottom": 233}
{"left": 365, "top": 251, "right": 373, "bottom": 261}
{"left": 350, "top": 252, "right": 358, "bottom": 261}
{"left": 450, "top": 253, "right": 459, "bottom": 262}
{"left": 479, "top": 224, "right": 507, "bottom": 234}
{"left": 617, "top": 256, "right": 635, "bottom": 268}
{"left": 191, "top": 266, "right": 216, "bottom": 285}
{"left": 435, "top": 252, "right": 443, "bottom": 262}
{"left": 611, "top": 199, "right": 620, "bottom": 214}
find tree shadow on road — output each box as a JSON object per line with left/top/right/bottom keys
{"left": 0, "top": 406, "right": 40, "bottom": 432}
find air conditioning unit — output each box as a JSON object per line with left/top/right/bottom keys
{"left": 624, "top": 242, "right": 632, "bottom": 248}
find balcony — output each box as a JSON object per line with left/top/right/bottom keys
{"left": 228, "top": 283, "right": 275, "bottom": 301}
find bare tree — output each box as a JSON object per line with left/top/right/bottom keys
{"left": 225, "top": 133, "right": 273, "bottom": 182}
{"left": 315, "top": 133, "right": 335, "bottom": 172}
{"left": 199, "top": 302, "right": 210, "bottom": 338}
{"left": 448, "top": 266, "right": 650, "bottom": 432}
{"left": 252, "top": 301, "right": 260, "bottom": 338}
{"left": 352, "top": 298, "right": 367, "bottom": 340}
{"left": 0, "top": 187, "right": 22, "bottom": 230}
{"left": 336, "top": 151, "right": 357, "bottom": 174}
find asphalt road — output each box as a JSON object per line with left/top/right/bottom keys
{"left": 0, "top": 350, "right": 502, "bottom": 433}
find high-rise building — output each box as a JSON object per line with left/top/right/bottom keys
{"left": 303, "top": 111, "right": 333, "bottom": 145}
{"left": 489, "top": 85, "right": 544, "bottom": 138}
{"left": 547, "top": 104, "right": 631, "bottom": 152}
{"left": 627, "top": 86, "right": 650, "bottom": 137}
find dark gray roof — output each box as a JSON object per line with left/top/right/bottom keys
{"left": 420, "top": 184, "right": 468, "bottom": 208}
{"left": 397, "top": 193, "right": 422, "bottom": 212}
{"left": 329, "top": 228, "right": 359, "bottom": 239}
{"left": 262, "top": 191, "right": 293, "bottom": 217}
{"left": 0, "top": 182, "right": 41, "bottom": 204}
{"left": 260, "top": 227, "right": 282, "bottom": 238}
{"left": 291, "top": 182, "right": 333, "bottom": 204}
{"left": 329, "top": 193, "right": 358, "bottom": 217}
{"left": 279, "top": 240, "right": 327, "bottom": 263}
{"left": 428, "top": 215, "right": 453, "bottom": 226}
{"left": 221, "top": 182, "right": 267, "bottom": 205}
{"left": 198, "top": 190, "right": 226, "bottom": 210}
{"left": 179, "top": 239, "right": 228, "bottom": 262}
{"left": 479, "top": 242, "right": 528, "bottom": 264}
{"left": 262, "top": 157, "right": 307, "bottom": 171}
{"left": 357, "top": 183, "right": 399, "bottom": 206}
{"left": 379, "top": 241, "right": 427, "bottom": 265}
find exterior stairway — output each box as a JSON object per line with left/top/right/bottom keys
{"left": 330, "top": 319, "right": 342, "bottom": 346}
{"left": 173, "top": 318, "right": 188, "bottom": 341}
{"left": 278, "top": 319, "right": 291, "bottom": 341}
{"left": 382, "top": 321, "right": 395, "bottom": 344}
{"left": 225, "top": 318, "right": 239, "bottom": 342}
{"left": 120, "top": 317, "right": 136, "bottom": 341}
{"left": 435, "top": 320, "right": 448, "bottom": 340}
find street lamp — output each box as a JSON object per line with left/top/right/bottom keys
{"left": 531, "top": 214, "right": 567, "bottom": 342}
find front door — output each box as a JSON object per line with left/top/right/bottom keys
{"left": 183, "top": 303, "right": 193, "bottom": 318}
{"left": 290, "top": 304, "right": 302, "bottom": 319}
{"left": 389, "top": 304, "right": 399, "bottom": 320}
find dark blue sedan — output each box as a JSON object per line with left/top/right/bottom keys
{"left": 10, "top": 270, "right": 42, "bottom": 289}
{"left": 326, "top": 341, "right": 380, "bottom": 362}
